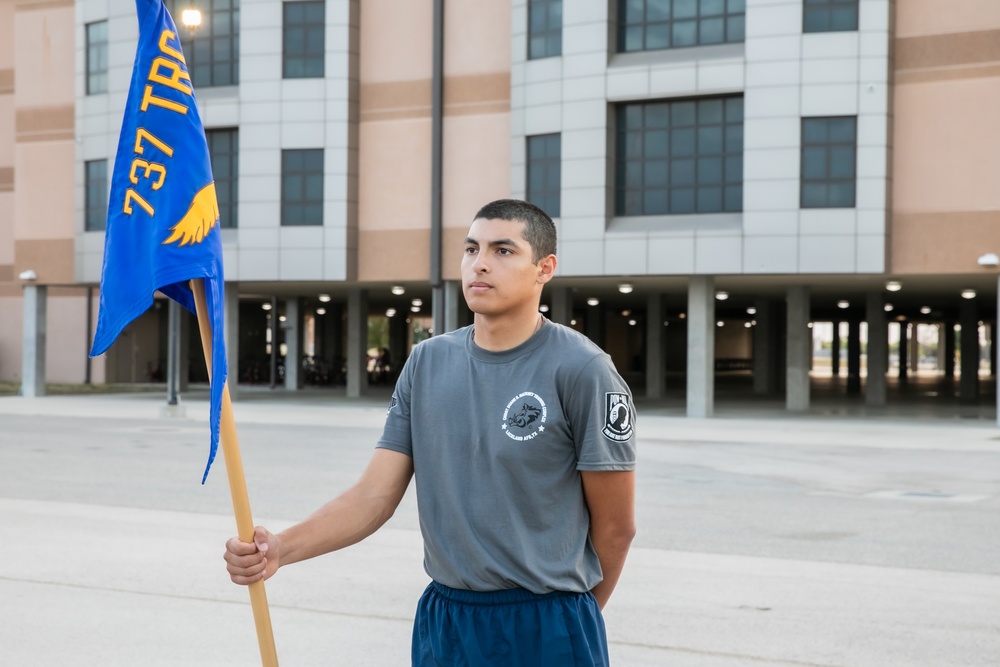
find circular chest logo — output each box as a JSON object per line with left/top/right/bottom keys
{"left": 501, "top": 392, "right": 548, "bottom": 441}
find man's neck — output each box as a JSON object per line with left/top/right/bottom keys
{"left": 472, "top": 312, "right": 544, "bottom": 352}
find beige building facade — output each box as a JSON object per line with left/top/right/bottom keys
{"left": 1, "top": 0, "right": 998, "bottom": 417}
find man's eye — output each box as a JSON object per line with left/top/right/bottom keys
{"left": 498, "top": 248, "right": 512, "bottom": 255}
{"left": 465, "top": 246, "right": 478, "bottom": 254}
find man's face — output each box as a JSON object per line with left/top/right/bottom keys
{"left": 462, "top": 217, "right": 547, "bottom": 317}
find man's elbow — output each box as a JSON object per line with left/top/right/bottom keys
{"left": 596, "top": 520, "right": 636, "bottom": 551}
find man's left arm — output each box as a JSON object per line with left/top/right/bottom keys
{"left": 581, "top": 470, "right": 636, "bottom": 609}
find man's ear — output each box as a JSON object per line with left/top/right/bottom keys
{"left": 536, "top": 254, "right": 557, "bottom": 285}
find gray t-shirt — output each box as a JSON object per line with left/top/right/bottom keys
{"left": 377, "top": 320, "right": 637, "bottom": 594}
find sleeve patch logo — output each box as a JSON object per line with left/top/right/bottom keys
{"left": 603, "top": 392, "right": 634, "bottom": 441}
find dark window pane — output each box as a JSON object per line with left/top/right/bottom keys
{"left": 829, "top": 146, "right": 855, "bottom": 178}
{"left": 646, "top": 23, "right": 671, "bottom": 50}
{"left": 670, "top": 158, "right": 695, "bottom": 185}
{"left": 283, "top": 2, "right": 325, "bottom": 78}
{"left": 698, "top": 126, "right": 723, "bottom": 154}
{"left": 168, "top": 0, "right": 240, "bottom": 86}
{"left": 526, "top": 133, "right": 561, "bottom": 217}
{"left": 670, "top": 128, "right": 695, "bottom": 156}
{"left": 625, "top": 0, "right": 646, "bottom": 23}
{"left": 724, "top": 185, "right": 742, "bottom": 211}
{"left": 700, "top": 18, "right": 725, "bottom": 44}
{"left": 802, "top": 147, "right": 828, "bottom": 179}
{"left": 617, "top": 96, "right": 744, "bottom": 217}
{"left": 831, "top": 7, "right": 858, "bottom": 31}
{"left": 804, "top": 1, "right": 858, "bottom": 33}
{"left": 697, "top": 157, "right": 723, "bottom": 184}
{"left": 829, "top": 182, "right": 855, "bottom": 207}
{"left": 674, "top": 0, "right": 698, "bottom": 19}
{"left": 672, "top": 20, "right": 698, "bottom": 47}
{"left": 282, "top": 149, "right": 324, "bottom": 226}
{"left": 645, "top": 130, "right": 669, "bottom": 158}
{"left": 618, "top": 0, "right": 743, "bottom": 53}
{"left": 697, "top": 186, "right": 723, "bottom": 213}
{"left": 644, "top": 189, "right": 668, "bottom": 214}
{"left": 670, "top": 188, "right": 695, "bottom": 214}
{"left": 801, "top": 183, "right": 827, "bottom": 207}
{"left": 644, "top": 160, "right": 668, "bottom": 187}
{"left": 528, "top": 0, "right": 562, "bottom": 59}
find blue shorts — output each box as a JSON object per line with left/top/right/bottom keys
{"left": 412, "top": 581, "right": 609, "bottom": 666}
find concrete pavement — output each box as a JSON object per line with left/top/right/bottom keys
{"left": 1, "top": 390, "right": 998, "bottom": 666}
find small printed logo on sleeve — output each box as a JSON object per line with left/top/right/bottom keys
{"left": 502, "top": 392, "right": 548, "bottom": 441}
{"left": 603, "top": 392, "right": 634, "bottom": 441}
{"left": 387, "top": 395, "right": 398, "bottom": 415}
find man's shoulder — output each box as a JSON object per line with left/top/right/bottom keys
{"left": 543, "top": 322, "right": 607, "bottom": 360}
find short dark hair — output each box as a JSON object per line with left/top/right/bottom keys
{"left": 473, "top": 199, "right": 556, "bottom": 263}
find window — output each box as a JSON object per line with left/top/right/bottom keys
{"left": 283, "top": 1, "right": 325, "bottom": 78}
{"left": 526, "top": 134, "right": 561, "bottom": 217}
{"left": 207, "top": 129, "right": 238, "bottom": 228}
{"left": 85, "top": 160, "right": 108, "bottom": 232}
{"left": 281, "top": 149, "right": 324, "bottom": 226}
{"left": 801, "top": 117, "right": 856, "bottom": 208}
{"left": 171, "top": 0, "right": 240, "bottom": 87}
{"left": 618, "top": 0, "right": 745, "bottom": 53}
{"left": 528, "top": 0, "right": 562, "bottom": 59}
{"left": 86, "top": 21, "right": 108, "bottom": 95}
{"left": 803, "top": 0, "right": 858, "bottom": 33}
{"left": 616, "top": 96, "right": 743, "bottom": 216}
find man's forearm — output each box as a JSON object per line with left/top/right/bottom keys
{"left": 589, "top": 529, "right": 634, "bottom": 609}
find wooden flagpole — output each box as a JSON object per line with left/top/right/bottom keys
{"left": 191, "top": 279, "right": 279, "bottom": 666}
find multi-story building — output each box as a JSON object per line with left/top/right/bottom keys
{"left": 2, "top": 0, "right": 998, "bottom": 417}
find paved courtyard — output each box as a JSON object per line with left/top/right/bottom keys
{"left": 1, "top": 390, "right": 998, "bottom": 666}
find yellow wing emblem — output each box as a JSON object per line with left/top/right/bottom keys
{"left": 162, "top": 183, "right": 220, "bottom": 246}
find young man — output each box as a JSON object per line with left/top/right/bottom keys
{"left": 224, "top": 199, "right": 637, "bottom": 665}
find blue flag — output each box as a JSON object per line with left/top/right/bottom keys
{"left": 90, "top": 0, "right": 226, "bottom": 484}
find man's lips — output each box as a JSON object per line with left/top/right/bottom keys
{"left": 468, "top": 282, "right": 492, "bottom": 290}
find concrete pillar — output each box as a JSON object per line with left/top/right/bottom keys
{"left": 686, "top": 276, "right": 714, "bottom": 418}
{"left": 909, "top": 323, "right": 921, "bottom": 375}
{"left": 443, "top": 280, "right": 461, "bottom": 333}
{"left": 284, "top": 298, "right": 302, "bottom": 390}
{"left": 752, "top": 299, "right": 779, "bottom": 395}
{"left": 959, "top": 298, "right": 979, "bottom": 403}
{"left": 324, "top": 302, "right": 344, "bottom": 373}
{"left": 268, "top": 297, "right": 279, "bottom": 389}
{"left": 347, "top": 288, "right": 369, "bottom": 398}
{"left": 944, "top": 323, "right": 956, "bottom": 378}
{"left": 786, "top": 286, "right": 810, "bottom": 411}
{"left": 550, "top": 286, "right": 572, "bottom": 326}
{"left": 586, "top": 302, "right": 604, "bottom": 347}
{"left": 431, "top": 285, "right": 445, "bottom": 337}
{"left": 865, "top": 292, "right": 888, "bottom": 406}
{"left": 831, "top": 320, "right": 841, "bottom": 377}
{"left": 389, "top": 310, "right": 408, "bottom": 381}
{"left": 996, "top": 278, "right": 1000, "bottom": 425}
{"left": 21, "top": 284, "right": 47, "bottom": 397}
{"left": 166, "top": 299, "right": 181, "bottom": 405}
{"left": 897, "top": 321, "right": 908, "bottom": 383}
{"left": 645, "top": 292, "right": 664, "bottom": 400}
{"left": 225, "top": 282, "right": 239, "bottom": 399}
{"left": 847, "top": 317, "right": 861, "bottom": 395}
{"left": 178, "top": 307, "right": 190, "bottom": 391}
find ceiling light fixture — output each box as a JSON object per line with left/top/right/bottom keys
{"left": 391, "top": 285, "right": 406, "bottom": 295}
{"left": 885, "top": 281, "right": 902, "bottom": 292}
{"left": 961, "top": 289, "right": 977, "bottom": 300}
{"left": 618, "top": 284, "right": 633, "bottom": 294}
{"left": 715, "top": 291, "right": 729, "bottom": 301}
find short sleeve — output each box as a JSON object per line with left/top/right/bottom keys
{"left": 565, "top": 354, "right": 637, "bottom": 471}
{"left": 376, "top": 348, "right": 416, "bottom": 458}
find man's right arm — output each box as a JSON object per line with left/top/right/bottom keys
{"left": 224, "top": 448, "right": 414, "bottom": 585}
